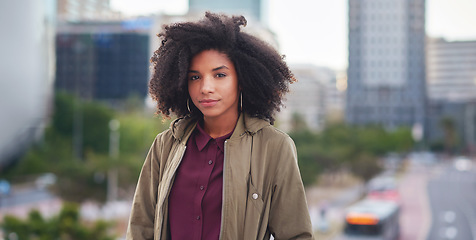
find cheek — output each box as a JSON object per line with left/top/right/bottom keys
{"left": 188, "top": 82, "right": 197, "bottom": 95}
{"left": 231, "top": 79, "right": 240, "bottom": 96}
{"left": 227, "top": 85, "right": 240, "bottom": 102}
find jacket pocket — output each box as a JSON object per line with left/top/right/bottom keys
{"left": 248, "top": 182, "right": 264, "bottom": 211}
{"left": 243, "top": 181, "right": 265, "bottom": 239}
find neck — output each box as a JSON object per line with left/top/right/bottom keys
{"left": 203, "top": 114, "right": 239, "bottom": 139}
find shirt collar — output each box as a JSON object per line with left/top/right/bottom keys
{"left": 195, "top": 122, "right": 233, "bottom": 152}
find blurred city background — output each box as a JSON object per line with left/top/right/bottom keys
{"left": 0, "top": 0, "right": 475, "bottom": 239}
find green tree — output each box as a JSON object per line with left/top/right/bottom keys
{"left": 388, "top": 127, "right": 414, "bottom": 152}
{"left": 52, "top": 92, "right": 75, "bottom": 137}
{"left": 1, "top": 203, "right": 116, "bottom": 240}
{"left": 1, "top": 93, "right": 169, "bottom": 203}
{"left": 51, "top": 92, "right": 114, "bottom": 156}
{"left": 348, "top": 152, "right": 383, "bottom": 182}
{"left": 440, "top": 116, "right": 458, "bottom": 155}
{"left": 82, "top": 101, "right": 114, "bottom": 154}
{"left": 289, "top": 120, "right": 322, "bottom": 186}
{"left": 290, "top": 112, "right": 309, "bottom": 133}
{"left": 289, "top": 121, "right": 414, "bottom": 186}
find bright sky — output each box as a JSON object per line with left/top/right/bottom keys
{"left": 111, "top": 0, "right": 476, "bottom": 71}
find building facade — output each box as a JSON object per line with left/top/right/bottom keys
{"left": 425, "top": 38, "right": 476, "bottom": 151}
{"left": 57, "top": 0, "right": 121, "bottom": 21}
{"left": 188, "top": 0, "right": 263, "bottom": 22}
{"left": 278, "top": 65, "right": 332, "bottom": 132}
{"left": 346, "top": 0, "right": 426, "bottom": 131}
{"left": 426, "top": 38, "right": 476, "bottom": 102}
{"left": 185, "top": 0, "right": 275, "bottom": 49}
{"left": 56, "top": 21, "right": 150, "bottom": 101}
{"left": 327, "top": 72, "right": 347, "bottom": 122}
{"left": 0, "top": 0, "right": 56, "bottom": 167}
{"left": 426, "top": 101, "right": 476, "bottom": 153}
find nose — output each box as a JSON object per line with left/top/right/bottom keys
{"left": 200, "top": 75, "right": 214, "bottom": 94}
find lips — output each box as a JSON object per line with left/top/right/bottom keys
{"left": 199, "top": 99, "right": 219, "bottom": 107}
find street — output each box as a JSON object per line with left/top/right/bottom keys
{"left": 399, "top": 161, "right": 431, "bottom": 240}
{"left": 426, "top": 161, "right": 476, "bottom": 240}
{"left": 311, "top": 155, "right": 476, "bottom": 240}
{"left": 0, "top": 185, "right": 62, "bottom": 220}
{"left": 2, "top": 157, "right": 475, "bottom": 240}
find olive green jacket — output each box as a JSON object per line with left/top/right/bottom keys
{"left": 126, "top": 114, "right": 313, "bottom": 240}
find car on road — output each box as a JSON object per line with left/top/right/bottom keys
{"left": 338, "top": 199, "right": 400, "bottom": 240}
{"left": 366, "top": 176, "right": 400, "bottom": 204}
{"left": 453, "top": 156, "right": 473, "bottom": 171}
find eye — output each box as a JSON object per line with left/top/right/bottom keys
{"left": 189, "top": 75, "right": 200, "bottom": 81}
{"left": 216, "top": 73, "right": 227, "bottom": 78}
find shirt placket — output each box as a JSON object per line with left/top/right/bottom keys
{"left": 195, "top": 139, "right": 217, "bottom": 238}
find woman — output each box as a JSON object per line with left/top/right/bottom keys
{"left": 126, "top": 12, "right": 313, "bottom": 240}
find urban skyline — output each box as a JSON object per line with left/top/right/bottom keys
{"left": 111, "top": 0, "right": 476, "bottom": 71}
{"left": 346, "top": 0, "right": 426, "bottom": 129}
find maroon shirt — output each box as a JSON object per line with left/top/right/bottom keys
{"left": 168, "top": 123, "right": 233, "bottom": 240}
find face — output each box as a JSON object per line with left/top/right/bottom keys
{"left": 188, "top": 49, "right": 240, "bottom": 122}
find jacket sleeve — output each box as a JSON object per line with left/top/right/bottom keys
{"left": 126, "top": 135, "right": 162, "bottom": 240}
{"left": 268, "top": 136, "right": 314, "bottom": 240}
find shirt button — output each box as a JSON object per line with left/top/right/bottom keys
{"left": 208, "top": 160, "right": 213, "bottom": 165}
{"left": 252, "top": 193, "right": 259, "bottom": 200}
{"left": 200, "top": 186, "right": 204, "bottom": 190}
{"left": 196, "top": 216, "right": 201, "bottom": 220}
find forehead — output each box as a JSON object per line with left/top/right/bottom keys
{"left": 189, "top": 49, "right": 234, "bottom": 69}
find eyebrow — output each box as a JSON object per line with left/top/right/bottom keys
{"left": 188, "top": 65, "right": 229, "bottom": 73}
{"left": 212, "top": 65, "right": 229, "bottom": 71}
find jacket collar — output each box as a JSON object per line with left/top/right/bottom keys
{"left": 170, "top": 113, "right": 270, "bottom": 144}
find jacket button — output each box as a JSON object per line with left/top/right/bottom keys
{"left": 252, "top": 193, "right": 259, "bottom": 200}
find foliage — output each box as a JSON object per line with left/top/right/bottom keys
{"left": 1, "top": 92, "right": 170, "bottom": 203}
{"left": 1, "top": 203, "right": 116, "bottom": 240}
{"left": 53, "top": 156, "right": 109, "bottom": 202}
{"left": 289, "top": 116, "right": 414, "bottom": 186}
{"left": 82, "top": 101, "right": 115, "bottom": 154}
{"left": 439, "top": 116, "right": 458, "bottom": 154}
{"left": 53, "top": 92, "right": 114, "bottom": 155}
{"left": 0, "top": 128, "right": 72, "bottom": 179}
{"left": 290, "top": 112, "right": 309, "bottom": 133}
{"left": 347, "top": 152, "right": 382, "bottom": 182}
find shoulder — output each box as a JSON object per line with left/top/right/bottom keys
{"left": 146, "top": 128, "right": 174, "bottom": 158}
{"left": 253, "top": 125, "right": 297, "bottom": 162}
{"left": 258, "top": 125, "right": 295, "bottom": 147}
{"left": 150, "top": 116, "right": 198, "bottom": 152}
{"left": 154, "top": 128, "right": 174, "bottom": 144}
{"left": 245, "top": 115, "right": 294, "bottom": 145}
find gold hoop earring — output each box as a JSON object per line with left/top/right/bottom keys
{"left": 240, "top": 92, "right": 243, "bottom": 111}
{"left": 187, "top": 98, "right": 191, "bottom": 113}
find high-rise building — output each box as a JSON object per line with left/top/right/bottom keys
{"left": 426, "top": 100, "right": 476, "bottom": 152}
{"left": 278, "top": 65, "right": 331, "bottom": 132}
{"left": 55, "top": 20, "right": 150, "bottom": 101}
{"left": 427, "top": 38, "right": 476, "bottom": 102}
{"left": 346, "top": 0, "right": 426, "bottom": 131}
{"left": 0, "top": 0, "right": 56, "bottom": 167}
{"left": 425, "top": 38, "right": 476, "bottom": 151}
{"left": 186, "top": 0, "right": 275, "bottom": 50}
{"left": 57, "top": 0, "right": 121, "bottom": 21}
{"left": 327, "top": 72, "right": 347, "bottom": 122}
{"left": 188, "top": 0, "right": 263, "bottom": 22}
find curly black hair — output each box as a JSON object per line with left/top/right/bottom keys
{"left": 149, "top": 12, "right": 295, "bottom": 123}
